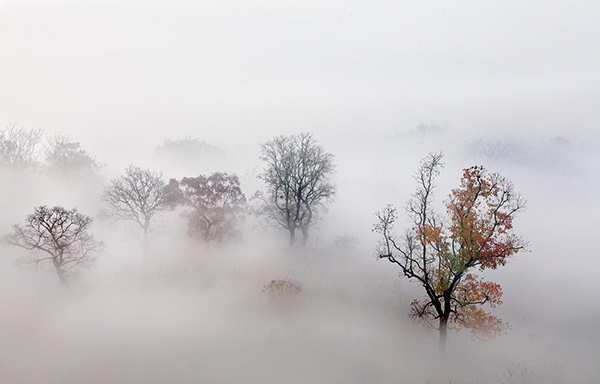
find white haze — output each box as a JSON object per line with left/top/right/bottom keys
{"left": 1, "top": 1, "right": 599, "bottom": 383}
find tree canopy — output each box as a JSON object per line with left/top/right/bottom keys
{"left": 374, "top": 152, "right": 527, "bottom": 353}
{"left": 2, "top": 206, "right": 103, "bottom": 285}
{"left": 0, "top": 123, "right": 43, "bottom": 170}
{"left": 101, "top": 166, "right": 167, "bottom": 250}
{"left": 164, "top": 172, "right": 246, "bottom": 243}
{"left": 255, "top": 133, "right": 336, "bottom": 246}
{"left": 43, "top": 133, "right": 102, "bottom": 179}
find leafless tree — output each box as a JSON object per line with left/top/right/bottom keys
{"left": 2, "top": 206, "right": 103, "bottom": 285}
{"left": 466, "top": 138, "right": 523, "bottom": 162}
{"left": 101, "top": 166, "right": 167, "bottom": 254}
{"left": 255, "top": 133, "right": 335, "bottom": 246}
{"left": 43, "top": 133, "right": 102, "bottom": 180}
{"left": 495, "top": 360, "right": 536, "bottom": 384}
{"left": 0, "top": 123, "right": 44, "bottom": 169}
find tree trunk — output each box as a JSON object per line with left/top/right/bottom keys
{"left": 142, "top": 224, "right": 150, "bottom": 259}
{"left": 55, "top": 266, "right": 68, "bottom": 286}
{"left": 289, "top": 227, "right": 296, "bottom": 246}
{"left": 300, "top": 226, "right": 308, "bottom": 246}
{"left": 438, "top": 317, "right": 447, "bottom": 355}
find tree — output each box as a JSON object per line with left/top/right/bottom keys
{"left": 374, "top": 152, "right": 527, "bottom": 354}
{"left": 2, "top": 206, "right": 103, "bottom": 285}
{"left": 255, "top": 133, "right": 336, "bottom": 246}
{"left": 164, "top": 172, "right": 246, "bottom": 243}
{"left": 0, "top": 123, "right": 44, "bottom": 170}
{"left": 43, "top": 133, "right": 102, "bottom": 179}
{"left": 152, "top": 136, "right": 226, "bottom": 175}
{"left": 101, "top": 166, "right": 167, "bottom": 253}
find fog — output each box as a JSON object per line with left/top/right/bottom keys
{"left": 1, "top": 1, "right": 599, "bottom": 383}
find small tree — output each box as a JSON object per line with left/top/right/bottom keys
{"left": 165, "top": 172, "right": 246, "bottom": 243}
{"left": 0, "top": 123, "right": 44, "bottom": 170}
{"left": 2, "top": 206, "right": 103, "bottom": 285}
{"left": 262, "top": 279, "right": 302, "bottom": 300}
{"left": 101, "top": 166, "right": 167, "bottom": 253}
{"left": 374, "top": 152, "right": 527, "bottom": 354}
{"left": 255, "top": 133, "right": 336, "bottom": 246}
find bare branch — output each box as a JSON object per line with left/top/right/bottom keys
{"left": 255, "top": 133, "right": 336, "bottom": 245}
{"left": 101, "top": 165, "right": 167, "bottom": 238}
{"left": 2, "top": 206, "right": 103, "bottom": 285}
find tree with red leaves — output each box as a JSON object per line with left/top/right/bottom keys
{"left": 165, "top": 172, "right": 246, "bottom": 243}
{"left": 374, "top": 152, "right": 527, "bottom": 353}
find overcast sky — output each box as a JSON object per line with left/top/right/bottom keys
{"left": 1, "top": 0, "right": 599, "bottom": 156}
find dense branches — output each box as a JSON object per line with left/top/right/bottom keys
{"left": 43, "top": 133, "right": 102, "bottom": 179}
{"left": 0, "top": 125, "right": 101, "bottom": 181}
{"left": 374, "top": 152, "right": 527, "bottom": 353}
{"left": 2, "top": 206, "right": 103, "bottom": 285}
{"left": 165, "top": 172, "right": 246, "bottom": 243}
{"left": 255, "top": 133, "right": 336, "bottom": 246}
{"left": 0, "top": 123, "right": 44, "bottom": 169}
{"left": 101, "top": 166, "right": 167, "bottom": 245}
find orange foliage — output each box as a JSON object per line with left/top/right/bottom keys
{"left": 413, "top": 165, "right": 523, "bottom": 337}
{"left": 375, "top": 154, "right": 526, "bottom": 343}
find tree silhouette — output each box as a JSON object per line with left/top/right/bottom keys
{"left": 102, "top": 166, "right": 167, "bottom": 255}
{"left": 43, "top": 133, "right": 102, "bottom": 180}
{"left": 2, "top": 206, "right": 103, "bottom": 285}
{"left": 255, "top": 133, "right": 335, "bottom": 246}
{"left": 0, "top": 123, "right": 43, "bottom": 170}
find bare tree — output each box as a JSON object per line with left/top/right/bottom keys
{"left": 374, "top": 152, "right": 527, "bottom": 354}
{"left": 43, "top": 133, "right": 102, "bottom": 180}
{"left": 255, "top": 133, "right": 335, "bottom": 246}
{"left": 0, "top": 123, "right": 44, "bottom": 169}
{"left": 2, "top": 206, "right": 103, "bottom": 285}
{"left": 495, "top": 360, "right": 536, "bottom": 384}
{"left": 101, "top": 166, "right": 167, "bottom": 254}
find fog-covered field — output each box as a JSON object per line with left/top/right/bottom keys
{"left": 1, "top": 1, "right": 599, "bottom": 383}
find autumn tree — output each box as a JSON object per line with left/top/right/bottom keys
{"left": 2, "top": 206, "right": 103, "bottom": 285}
{"left": 255, "top": 133, "right": 336, "bottom": 246}
{"left": 165, "top": 172, "right": 246, "bottom": 243}
{"left": 101, "top": 166, "right": 167, "bottom": 254}
{"left": 0, "top": 123, "right": 44, "bottom": 170}
{"left": 374, "top": 152, "right": 527, "bottom": 353}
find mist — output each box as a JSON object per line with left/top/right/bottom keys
{"left": 1, "top": 1, "right": 599, "bottom": 383}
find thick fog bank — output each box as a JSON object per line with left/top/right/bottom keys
{"left": 0, "top": 127, "right": 598, "bottom": 383}
{"left": 2, "top": 246, "right": 594, "bottom": 384}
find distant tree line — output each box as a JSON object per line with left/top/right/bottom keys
{"left": 0, "top": 123, "right": 103, "bottom": 178}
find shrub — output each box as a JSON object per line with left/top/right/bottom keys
{"left": 262, "top": 279, "right": 302, "bottom": 300}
